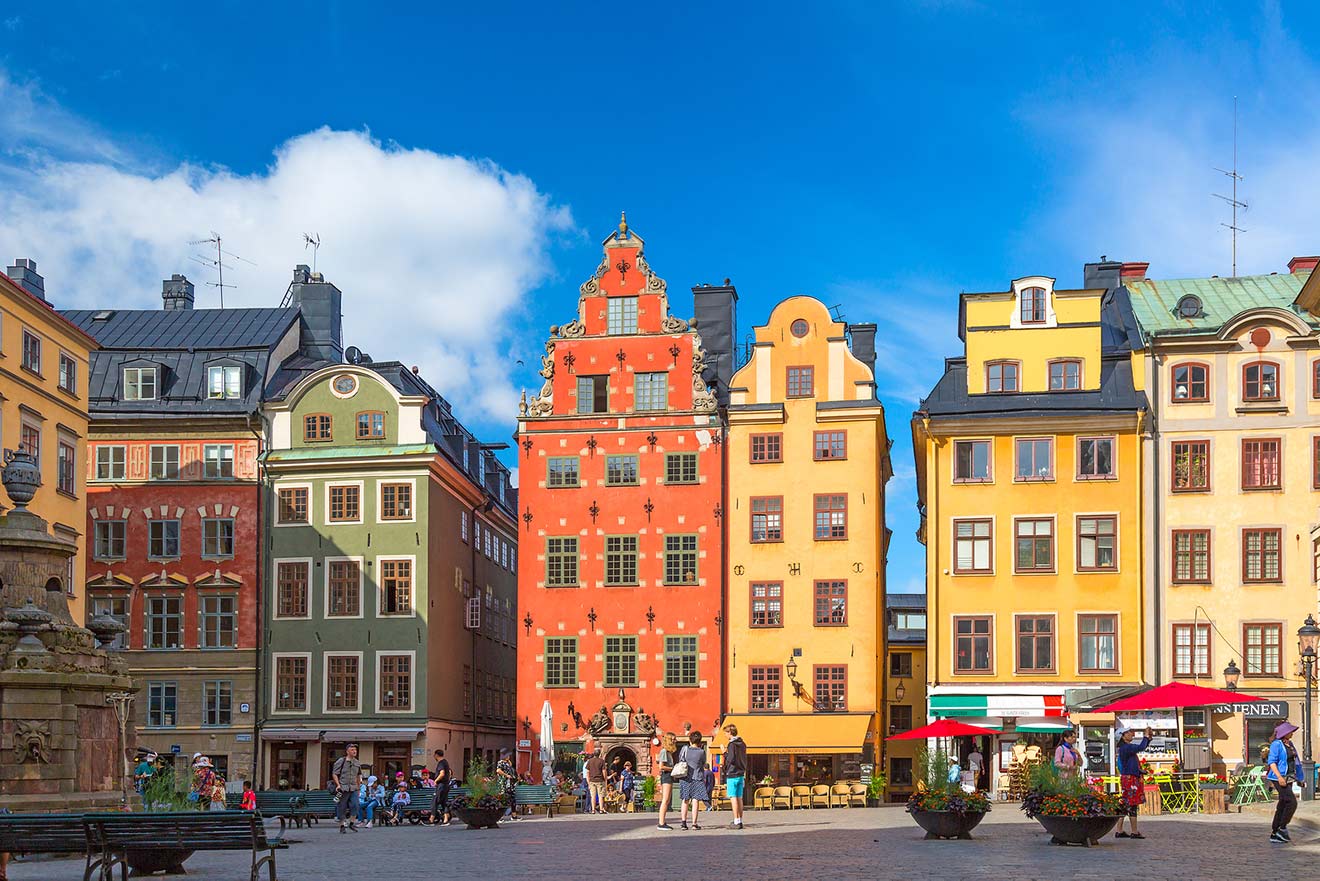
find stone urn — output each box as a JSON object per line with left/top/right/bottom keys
{"left": 88, "top": 614, "right": 127, "bottom": 648}
{"left": 1, "top": 449, "right": 40, "bottom": 509}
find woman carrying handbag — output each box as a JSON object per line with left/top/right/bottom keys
{"left": 676, "top": 731, "right": 709, "bottom": 830}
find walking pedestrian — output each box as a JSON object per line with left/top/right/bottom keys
{"left": 497, "top": 748, "right": 519, "bottom": 821}
{"left": 1053, "top": 730, "right": 1082, "bottom": 780}
{"left": 619, "top": 761, "right": 636, "bottom": 812}
{"left": 656, "top": 732, "right": 677, "bottom": 830}
{"left": 1115, "top": 725, "right": 1152, "bottom": 840}
{"left": 722, "top": 723, "right": 748, "bottom": 830}
{"left": 584, "top": 749, "right": 607, "bottom": 814}
{"left": 333, "top": 743, "right": 363, "bottom": 834}
{"left": 431, "top": 749, "right": 452, "bottom": 826}
{"left": 677, "top": 730, "right": 709, "bottom": 830}
{"left": 967, "top": 743, "right": 985, "bottom": 790}
{"left": 1267, "top": 721, "right": 1302, "bottom": 843}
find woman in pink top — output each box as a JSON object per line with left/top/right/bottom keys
{"left": 1053, "top": 730, "right": 1082, "bottom": 779}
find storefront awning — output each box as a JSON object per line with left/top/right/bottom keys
{"left": 321, "top": 729, "right": 424, "bottom": 742}
{"left": 720, "top": 713, "right": 874, "bottom": 754}
{"left": 930, "top": 693, "right": 1066, "bottom": 718}
{"left": 260, "top": 728, "right": 320, "bottom": 742}
{"left": 1014, "top": 717, "right": 1073, "bottom": 734}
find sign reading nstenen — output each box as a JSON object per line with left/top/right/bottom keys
{"left": 1211, "top": 701, "right": 1289, "bottom": 717}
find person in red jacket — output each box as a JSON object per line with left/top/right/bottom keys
{"left": 240, "top": 780, "right": 257, "bottom": 811}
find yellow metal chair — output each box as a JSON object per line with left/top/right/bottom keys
{"left": 1160, "top": 772, "right": 1199, "bottom": 814}
{"left": 830, "top": 782, "right": 852, "bottom": 808}
{"left": 791, "top": 784, "right": 813, "bottom": 808}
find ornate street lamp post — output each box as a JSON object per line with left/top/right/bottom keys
{"left": 1297, "top": 615, "right": 1320, "bottom": 801}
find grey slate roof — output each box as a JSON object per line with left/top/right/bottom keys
{"left": 918, "top": 356, "right": 1144, "bottom": 418}
{"left": 887, "top": 593, "right": 926, "bottom": 646}
{"left": 63, "top": 307, "right": 298, "bottom": 349}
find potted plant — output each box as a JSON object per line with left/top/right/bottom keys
{"left": 1021, "top": 764, "right": 1124, "bottom": 847}
{"left": 642, "top": 775, "right": 658, "bottom": 811}
{"left": 906, "top": 749, "right": 990, "bottom": 840}
{"left": 866, "top": 771, "right": 887, "bottom": 806}
{"left": 130, "top": 764, "right": 203, "bottom": 874}
{"left": 448, "top": 758, "right": 511, "bottom": 829}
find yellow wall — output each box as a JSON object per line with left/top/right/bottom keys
{"left": 727, "top": 297, "right": 888, "bottom": 746}
{"left": 0, "top": 273, "right": 95, "bottom": 621}
{"left": 964, "top": 284, "right": 1105, "bottom": 395}
{"left": 883, "top": 643, "right": 927, "bottom": 797}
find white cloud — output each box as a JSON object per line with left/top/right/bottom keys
{"left": 0, "top": 117, "right": 573, "bottom": 421}
{"left": 0, "top": 71, "right": 127, "bottom": 166}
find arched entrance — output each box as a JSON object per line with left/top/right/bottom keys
{"left": 605, "top": 745, "right": 638, "bottom": 779}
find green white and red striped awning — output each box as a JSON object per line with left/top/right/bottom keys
{"left": 930, "top": 693, "right": 1067, "bottom": 719}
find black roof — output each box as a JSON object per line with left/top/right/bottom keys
{"left": 886, "top": 593, "right": 926, "bottom": 610}
{"left": 63, "top": 307, "right": 298, "bottom": 349}
{"left": 918, "top": 356, "right": 1144, "bottom": 418}
{"left": 887, "top": 594, "right": 926, "bottom": 646}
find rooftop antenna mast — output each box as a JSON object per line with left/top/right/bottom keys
{"left": 188, "top": 232, "right": 255, "bottom": 307}
{"left": 1212, "top": 96, "right": 1248, "bottom": 277}
{"left": 303, "top": 233, "right": 322, "bottom": 275}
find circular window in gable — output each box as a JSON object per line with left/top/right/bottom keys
{"left": 790, "top": 319, "right": 809, "bottom": 338}
{"left": 331, "top": 374, "right": 359, "bottom": 398}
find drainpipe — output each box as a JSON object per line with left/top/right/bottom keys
{"left": 249, "top": 410, "right": 267, "bottom": 788}
{"left": 1150, "top": 351, "right": 1162, "bottom": 686}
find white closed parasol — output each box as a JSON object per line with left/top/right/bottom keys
{"left": 539, "top": 700, "right": 555, "bottom": 778}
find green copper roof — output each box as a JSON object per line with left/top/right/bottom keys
{"left": 1125, "top": 271, "right": 1315, "bottom": 336}
{"left": 264, "top": 443, "right": 435, "bottom": 462}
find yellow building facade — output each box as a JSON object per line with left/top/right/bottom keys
{"left": 0, "top": 260, "right": 97, "bottom": 621}
{"left": 883, "top": 593, "right": 927, "bottom": 801}
{"left": 914, "top": 271, "right": 1148, "bottom": 792}
{"left": 722, "top": 296, "right": 891, "bottom": 783}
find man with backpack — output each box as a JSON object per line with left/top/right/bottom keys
{"left": 333, "top": 743, "right": 362, "bottom": 834}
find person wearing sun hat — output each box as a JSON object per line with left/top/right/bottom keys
{"left": 1266, "top": 721, "right": 1302, "bottom": 843}
{"left": 1114, "top": 723, "right": 1153, "bottom": 840}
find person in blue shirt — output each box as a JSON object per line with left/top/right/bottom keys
{"left": 1115, "top": 725, "right": 1152, "bottom": 840}
{"left": 1266, "top": 721, "right": 1301, "bottom": 843}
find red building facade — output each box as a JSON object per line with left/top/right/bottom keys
{"left": 516, "top": 221, "right": 725, "bottom": 775}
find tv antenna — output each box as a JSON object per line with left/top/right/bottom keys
{"left": 1212, "top": 96, "right": 1248, "bottom": 277}
{"left": 303, "top": 233, "right": 322, "bottom": 274}
{"left": 187, "top": 232, "right": 255, "bottom": 307}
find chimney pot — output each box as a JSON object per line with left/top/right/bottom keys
{"left": 162, "top": 274, "right": 195, "bottom": 310}
{"left": 1120, "top": 262, "right": 1150, "bottom": 280}
{"left": 5, "top": 258, "right": 46, "bottom": 302}
{"left": 1288, "top": 256, "right": 1319, "bottom": 274}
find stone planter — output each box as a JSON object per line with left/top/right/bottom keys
{"left": 909, "top": 809, "right": 987, "bottom": 840}
{"left": 451, "top": 805, "right": 504, "bottom": 829}
{"left": 1034, "top": 814, "right": 1121, "bottom": 847}
{"left": 126, "top": 846, "right": 194, "bottom": 875}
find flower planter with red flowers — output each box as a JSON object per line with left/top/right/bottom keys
{"left": 906, "top": 789, "right": 991, "bottom": 840}
{"left": 1022, "top": 789, "right": 1125, "bottom": 847}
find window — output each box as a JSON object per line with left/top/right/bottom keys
{"left": 1016, "top": 615, "right": 1055, "bottom": 672}
{"left": 356, "top": 411, "right": 386, "bottom": 439}
{"left": 1171, "top": 529, "right": 1211, "bottom": 583}
{"left": 814, "top": 580, "right": 847, "bottom": 625}
{"left": 890, "top": 757, "right": 914, "bottom": 787}
{"left": 380, "top": 558, "right": 412, "bottom": 615}
{"left": 604, "top": 635, "right": 638, "bottom": 687}
{"left": 1172, "top": 362, "right": 1209, "bottom": 402}
{"left": 1172, "top": 440, "right": 1210, "bottom": 491}
{"left": 94, "top": 521, "right": 126, "bottom": 559}
{"left": 546, "top": 537, "right": 579, "bottom": 587}
{"left": 327, "top": 656, "right": 360, "bottom": 711}
{"left": 58, "top": 353, "right": 76, "bottom": 392}
{"left": 379, "top": 655, "right": 412, "bottom": 710}
{"left": 95, "top": 445, "right": 126, "bottom": 481}
{"left": 203, "top": 444, "right": 234, "bottom": 479}
{"left": 303, "top": 414, "right": 332, "bottom": 442}
{"left": 278, "top": 487, "right": 309, "bottom": 523}
{"left": 462, "top": 666, "right": 471, "bottom": 716}
{"left": 605, "top": 455, "right": 639, "bottom": 486}
{"left": 607, "top": 297, "right": 638, "bottom": 334}
{"left": 1014, "top": 518, "right": 1054, "bottom": 572}
{"left": 461, "top": 510, "right": 469, "bottom": 543}
{"left": 890, "top": 652, "right": 913, "bottom": 677}
{"left": 813, "top": 431, "right": 847, "bottom": 460}
{"left": 791, "top": 318, "right": 809, "bottom": 338}
{"left": 546, "top": 457, "right": 579, "bottom": 488}
{"left": 664, "top": 635, "right": 698, "bottom": 686}
{"left": 1172, "top": 623, "right": 1211, "bottom": 677}
{"left": 604, "top": 536, "right": 638, "bottom": 585}
{"left": 813, "top": 494, "right": 847, "bottom": 540}
{"left": 750, "top": 582, "right": 783, "bottom": 627}
{"left": 634, "top": 372, "right": 668, "bottom": 411}
{"left": 749, "top": 666, "right": 781, "bottom": 711}
{"left": 149, "top": 445, "right": 179, "bottom": 480}
{"left": 576, "top": 375, "right": 609, "bottom": 414}
{"left": 123, "top": 366, "right": 157, "bottom": 401}
{"left": 1243, "top": 362, "right": 1280, "bottom": 402}
{"left": 21, "top": 330, "right": 41, "bottom": 373}
{"left": 145, "top": 596, "right": 182, "bottom": 649}
{"left": 328, "top": 485, "right": 360, "bottom": 522}
{"left": 328, "top": 560, "right": 361, "bottom": 616}
{"left": 1020, "top": 286, "right": 1046, "bottom": 323}
{"left": 148, "top": 520, "right": 181, "bottom": 559}
{"left": 1079, "top": 615, "right": 1118, "bottom": 673}
{"left": 276, "top": 561, "right": 309, "bottom": 617}
{"left": 1077, "top": 437, "right": 1115, "bottom": 479}
{"left": 147, "top": 682, "right": 177, "bottom": 727}
{"left": 663, "top": 534, "right": 698, "bottom": 584}
{"left": 544, "top": 637, "right": 578, "bottom": 688}
{"left": 890, "top": 705, "right": 914, "bottom": 734}
{"left": 1014, "top": 437, "right": 1053, "bottom": 481}
{"left": 986, "top": 361, "right": 1019, "bottom": 393}
{"left": 1049, "top": 359, "right": 1081, "bottom": 390}
{"left": 953, "top": 440, "right": 991, "bottom": 482}
{"left": 813, "top": 665, "right": 847, "bottom": 712}
{"left": 750, "top": 496, "right": 783, "bottom": 542}
{"left": 1242, "top": 528, "right": 1282, "bottom": 582}
{"left": 954, "top": 616, "right": 993, "bottom": 673}
{"left": 203, "top": 680, "right": 232, "bottom": 726}
{"left": 749, "top": 433, "right": 782, "bottom": 463}
{"left": 57, "top": 441, "right": 75, "bottom": 494}
{"left": 1241, "top": 438, "right": 1281, "bottom": 490}
{"left": 896, "top": 612, "right": 927, "bottom": 630}
{"left": 786, "top": 366, "right": 814, "bottom": 398}
{"left": 954, "top": 518, "right": 994, "bottom": 574}
{"left": 380, "top": 482, "right": 413, "bottom": 520}
{"left": 207, "top": 365, "right": 242, "bottom": 399}
{"left": 275, "top": 657, "right": 308, "bottom": 711}
{"left": 665, "top": 452, "right": 698, "bottom": 484}
{"left": 18, "top": 423, "right": 39, "bottom": 459}
{"left": 1077, "top": 516, "right": 1117, "bottom": 571}
{"left": 202, "top": 519, "right": 234, "bottom": 558}
{"left": 91, "top": 597, "right": 128, "bottom": 650}
{"left": 1244, "top": 623, "right": 1283, "bottom": 677}
{"left": 1315, "top": 437, "right": 1320, "bottom": 489}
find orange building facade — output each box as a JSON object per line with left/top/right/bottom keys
{"left": 515, "top": 221, "right": 726, "bottom": 776}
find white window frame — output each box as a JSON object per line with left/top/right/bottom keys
{"left": 270, "top": 651, "right": 313, "bottom": 716}
{"left": 58, "top": 351, "right": 77, "bottom": 393}
{"left": 207, "top": 364, "right": 243, "bottom": 399}
{"left": 123, "top": 366, "right": 158, "bottom": 401}
{"left": 149, "top": 444, "right": 180, "bottom": 481}
{"left": 323, "top": 651, "right": 364, "bottom": 715}
{"left": 203, "top": 444, "right": 234, "bottom": 479}
{"left": 375, "top": 649, "right": 418, "bottom": 713}
{"left": 95, "top": 445, "right": 126, "bottom": 481}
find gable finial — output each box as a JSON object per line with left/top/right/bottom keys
{"left": 619, "top": 211, "right": 628, "bottom": 236}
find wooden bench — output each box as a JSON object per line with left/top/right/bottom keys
{"left": 87, "top": 811, "right": 285, "bottom": 881}
{"left": 0, "top": 813, "right": 99, "bottom": 881}
{"left": 514, "top": 784, "right": 560, "bottom": 817}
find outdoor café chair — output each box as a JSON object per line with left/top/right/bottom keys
{"left": 1230, "top": 766, "right": 1271, "bottom": 806}
{"left": 830, "top": 782, "right": 851, "bottom": 808}
{"left": 753, "top": 786, "right": 775, "bottom": 810}
{"left": 847, "top": 782, "right": 868, "bottom": 807}
{"left": 1160, "top": 772, "right": 1200, "bottom": 814}
{"left": 791, "top": 784, "right": 813, "bottom": 808}
{"left": 771, "top": 786, "right": 793, "bottom": 810}
{"left": 810, "top": 784, "right": 831, "bottom": 808}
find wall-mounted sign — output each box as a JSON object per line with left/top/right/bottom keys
{"left": 171, "top": 745, "right": 181, "bottom": 754}
{"left": 1211, "top": 701, "right": 1289, "bottom": 717}
{"left": 239, "top": 703, "right": 251, "bottom": 714}
{"left": 235, "top": 734, "right": 253, "bottom": 743}
{"left": 518, "top": 739, "right": 532, "bottom": 748}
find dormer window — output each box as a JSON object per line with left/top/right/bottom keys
{"left": 986, "top": 361, "right": 1020, "bottom": 393}
{"left": 1176, "top": 295, "right": 1203, "bottom": 318}
{"left": 208, "top": 365, "right": 242, "bottom": 399}
{"left": 1020, "top": 287, "right": 1047, "bottom": 324}
{"left": 1243, "top": 362, "right": 1280, "bottom": 402}
{"left": 1171, "top": 363, "right": 1209, "bottom": 402}
{"left": 1048, "top": 360, "right": 1081, "bottom": 391}
{"left": 123, "top": 366, "right": 158, "bottom": 401}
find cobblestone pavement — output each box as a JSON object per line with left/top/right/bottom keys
{"left": 9, "top": 807, "right": 1317, "bottom": 881}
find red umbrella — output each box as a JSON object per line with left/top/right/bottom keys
{"left": 1094, "top": 681, "right": 1264, "bottom": 713}
{"left": 888, "top": 719, "right": 999, "bottom": 740}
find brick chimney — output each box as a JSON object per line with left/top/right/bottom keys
{"left": 5, "top": 258, "right": 46, "bottom": 303}
{"left": 1288, "top": 256, "right": 1319, "bottom": 274}
{"left": 162, "top": 274, "right": 195, "bottom": 310}
{"left": 1120, "top": 262, "right": 1150, "bottom": 281}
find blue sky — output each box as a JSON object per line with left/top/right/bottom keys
{"left": 4, "top": 1, "right": 1320, "bottom": 596}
